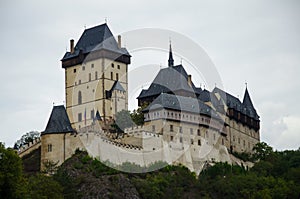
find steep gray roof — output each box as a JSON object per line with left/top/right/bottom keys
{"left": 143, "top": 93, "right": 221, "bottom": 120}
{"left": 42, "top": 105, "right": 74, "bottom": 134}
{"left": 110, "top": 81, "right": 125, "bottom": 92}
{"left": 213, "top": 87, "right": 259, "bottom": 120}
{"left": 242, "top": 88, "right": 259, "bottom": 120}
{"left": 62, "top": 23, "right": 129, "bottom": 61}
{"left": 94, "top": 110, "right": 102, "bottom": 121}
{"left": 137, "top": 65, "right": 201, "bottom": 99}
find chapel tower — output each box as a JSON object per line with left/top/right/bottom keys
{"left": 61, "top": 23, "right": 131, "bottom": 129}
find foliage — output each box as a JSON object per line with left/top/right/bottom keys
{"left": 0, "top": 142, "right": 26, "bottom": 198}
{"left": 252, "top": 141, "right": 273, "bottom": 161}
{"left": 111, "top": 110, "right": 134, "bottom": 133}
{"left": 232, "top": 151, "right": 253, "bottom": 162}
{"left": 130, "top": 102, "right": 149, "bottom": 126}
{"left": 42, "top": 160, "right": 59, "bottom": 175}
{"left": 13, "top": 131, "right": 40, "bottom": 150}
{"left": 27, "top": 174, "right": 63, "bottom": 199}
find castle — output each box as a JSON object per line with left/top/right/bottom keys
{"left": 18, "top": 23, "right": 260, "bottom": 173}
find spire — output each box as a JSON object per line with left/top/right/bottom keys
{"left": 168, "top": 41, "right": 174, "bottom": 67}
{"left": 242, "top": 87, "right": 255, "bottom": 110}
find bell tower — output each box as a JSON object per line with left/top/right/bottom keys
{"left": 61, "top": 23, "right": 131, "bottom": 130}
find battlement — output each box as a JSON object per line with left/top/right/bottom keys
{"left": 18, "top": 137, "right": 41, "bottom": 158}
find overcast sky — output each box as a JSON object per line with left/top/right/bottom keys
{"left": 0, "top": 0, "right": 299, "bottom": 150}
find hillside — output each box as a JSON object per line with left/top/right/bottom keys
{"left": 1, "top": 142, "right": 300, "bottom": 198}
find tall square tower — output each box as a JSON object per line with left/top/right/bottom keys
{"left": 61, "top": 24, "right": 131, "bottom": 129}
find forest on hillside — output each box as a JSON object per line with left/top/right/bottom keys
{"left": 0, "top": 142, "right": 300, "bottom": 199}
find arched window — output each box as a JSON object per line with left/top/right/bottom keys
{"left": 78, "top": 91, "right": 82, "bottom": 104}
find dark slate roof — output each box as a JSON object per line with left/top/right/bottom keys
{"left": 242, "top": 88, "right": 259, "bottom": 120}
{"left": 137, "top": 64, "right": 201, "bottom": 99}
{"left": 94, "top": 110, "right": 102, "bottom": 121}
{"left": 143, "top": 93, "right": 221, "bottom": 120}
{"left": 110, "top": 81, "right": 125, "bottom": 92}
{"left": 198, "top": 89, "right": 211, "bottom": 102}
{"left": 42, "top": 105, "right": 74, "bottom": 134}
{"left": 62, "top": 23, "right": 130, "bottom": 61}
{"left": 212, "top": 87, "right": 259, "bottom": 120}
{"left": 168, "top": 44, "right": 174, "bottom": 67}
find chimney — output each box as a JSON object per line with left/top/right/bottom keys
{"left": 188, "top": 75, "right": 192, "bottom": 87}
{"left": 117, "top": 35, "right": 121, "bottom": 48}
{"left": 70, "top": 39, "right": 74, "bottom": 54}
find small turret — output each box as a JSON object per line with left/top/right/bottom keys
{"left": 168, "top": 42, "right": 174, "bottom": 67}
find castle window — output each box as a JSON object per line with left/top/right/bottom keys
{"left": 79, "top": 80, "right": 81, "bottom": 84}
{"left": 198, "top": 139, "right": 201, "bottom": 146}
{"left": 238, "top": 138, "right": 240, "bottom": 144}
{"left": 233, "top": 135, "right": 235, "bottom": 142}
{"left": 91, "top": 110, "right": 95, "bottom": 119}
{"left": 222, "top": 138, "right": 224, "bottom": 145}
{"left": 47, "top": 144, "right": 52, "bottom": 152}
{"left": 170, "top": 136, "right": 174, "bottom": 141}
{"left": 117, "top": 65, "right": 120, "bottom": 69}
{"left": 112, "top": 63, "right": 114, "bottom": 68}
{"left": 180, "top": 137, "right": 183, "bottom": 143}
{"left": 78, "top": 113, "right": 82, "bottom": 122}
{"left": 206, "top": 131, "right": 208, "bottom": 138}
{"left": 243, "top": 140, "right": 245, "bottom": 146}
{"left": 191, "top": 139, "right": 194, "bottom": 145}
{"left": 95, "top": 71, "right": 98, "bottom": 79}
{"left": 197, "top": 129, "right": 200, "bottom": 136}
{"left": 82, "top": 66, "right": 85, "bottom": 71}
{"left": 170, "top": 125, "right": 173, "bottom": 132}
{"left": 78, "top": 91, "right": 82, "bottom": 104}
{"left": 74, "top": 68, "right": 76, "bottom": 73}
{"left": 116, "top": 73, "right": 119, "bottom": 80}
{"left": 89, "top": 73, "right": 91, "bottom": 81}
{"left": 111, "top": 72, "right": 113, "bottom": 80}
{"left": 91, "top": 63, "right": 94, "bottom": 68}
{"left": 190, "top": 128, "right": 193, "bottom": 135}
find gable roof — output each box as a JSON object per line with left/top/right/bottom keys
{"left": 143, "top": 93, "right": 221, "bottom": 120}
{"left": 42, "top": 105, "right": 74, "bottom": 135}
{"left": 137, "top": 64, "right": 201, "bottom": 99}
{"left": 110, "top": 81, "right": 125, "bottom": 92}
{"left": 62, "top": 23, "right": 130, "bottom": 61}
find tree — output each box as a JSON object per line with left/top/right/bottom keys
{"left": 111, "top": 110, "right": 134, "bottom": 133}
{"left": 27, "top": 174, "right": 63, "bottom": 199}
{"left": 14, "top": 131, "right": 40, "bottom": 150}
{"left": 252, "top": 142, "right": 273, "bottom": 161}
{"left": 130, "top": 102, "right": 149, "bottom": 126}
{"left": 0, "top": 142, "right": 27, "bottom": 198}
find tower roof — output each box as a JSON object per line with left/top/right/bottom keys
{"left": 42, "top": 105, "right": 74, "bottom": 135}
{"left": 243, "top": 88, "right": 254, "bottom": 109}
{"left": 110, "top": 81, "right": 125, "bottom": 92}
{"left": 94, "top": 110, "right": 102, "bottom": 121}
{"left": 168, "top": 43, "right": 174, "bottom": 67}
{"left": 61, "top": 23, "right": 131, "bottom": 66}
{"left": 242, "top": 87, "right": 259, "bottom": 119}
